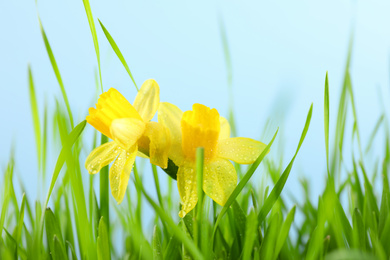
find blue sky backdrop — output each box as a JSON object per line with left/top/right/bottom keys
{"left": 1, "top": 0, "right": 390, "bottom": 212}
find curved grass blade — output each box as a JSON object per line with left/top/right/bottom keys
{"left": 43, "top": 120, "right": 86, "bottom": 209}
{"left": 212, "top": 128, "right": 278, "bottom": 242}
{"left": 28, "top": 66, "right": 42, "bottom": 171}
{"left": 37, "top": 120, "right": 86, "bottom": 246}
{"left": 82, "top": 0, "right": 103, "bottom": 93}
{"left": 37, "top": 17, "right": 74, "bottom": 129}
{"left": 324, "top": 71, "right": 329, "bottom": 175}
{"left": 16, "top": 193, "right": 26, "bottom": 246}
{"left": 258, "top": 104, "right": 313, "bottom": 223}
{"left": 98, "top": 19, "right": 138, "bottom": 91}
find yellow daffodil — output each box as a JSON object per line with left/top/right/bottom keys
{"left": 158, "top": 102, "right": 267, "bottom": 217}
{"left": 85, "top": 79, "right": 170, "bottom": 204}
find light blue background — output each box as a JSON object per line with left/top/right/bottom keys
{"left": 1, "top": 0, "right": 389, "bottom": 222}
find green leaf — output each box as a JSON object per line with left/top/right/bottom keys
{"left": 98, "top": 19, "right": 138, "bottom": 90}
{"left": 258, "top": 104, "right": 313, "bottom": 223}
{"left": 97, "top": 217, "right": 110, "bottom": 260}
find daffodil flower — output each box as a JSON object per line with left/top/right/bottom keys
{"left": 85, "top": 79, "right": 170, "bottom": 204}
{"left": 158, "top": 102, "right": 267, "bottom": 217}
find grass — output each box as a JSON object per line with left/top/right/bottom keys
{"left": 1, "top": 5, "right": 390, "bottom": 260}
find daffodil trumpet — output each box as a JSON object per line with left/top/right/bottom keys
{"left": 158, "top": 102, "right": 267, "bottom": 217}
{"left": 85, "top": 79, "right": 171, "bottom": 204}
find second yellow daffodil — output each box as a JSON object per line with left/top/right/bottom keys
{"left": 158, "top": 102, "right": 267, "bottom": 217}
{"left": 85, "top": 79, "right": 170, "bottom": 204}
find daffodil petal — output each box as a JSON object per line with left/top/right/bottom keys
{"left": 110, "top": 118, "right": 146, "bottom": 150}
{"left": 85, "top": 141, "right": 121, "bottom": 174}
{"left": 87, "top": 88, "right": 142, "bottom": 139}
{"left": 133, "top": 79, "right": 160, "bottom": 122}
{"left": 109, "top": 145, "right": 137, "bottom": 204}
{"left": 219, "top": 116, "right": 231, "bottom": 140}
{"left": 216, "top": 137, "right": 267, "bottom": 164}
{"left": 158, "top": 102, "right": 185, "bottom": 164}
{"left": 181, "top": 103, "right": 220, "bottom": 161}
{"left": 177, "top": 164, "right": 197, "bottom": 218}
{"left": 203, "top": 158, "right": 237, "bottom": 206}
{"left": 143, "top": 122, "right": 171, "bottom": 169}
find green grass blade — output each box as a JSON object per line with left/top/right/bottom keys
{"left": 259, "top": 212, "right": 280, "bottom": 260}
{"left": 274, "top": 205, "right": 296, "bottom": 258}
{"left": 99, "top": 134, "right": 109, "bottom": 232}
{"left": 152, "top": 225, "right": 163, "bottom": 260}
{"left": 43, "top": 120, "right": 86, "bottom": 209}
{"left": 324, "top": 71, "right": 330, "bottom": 175}
{"left": 133, "top": 169, "right": 204, "bottom": 260}
{"left": 45, "top": 208, "right": 65, "bottom": 259}
{"left": 194, "top": 147, "right": 205, "bottom": 247}
{"left": 82, "top": 0, "right": 103, "bottom": 93}
{"left": 365, "top": 114, "right": 384, "bottom": 153}
{"left": 98, "top": 19, "right": 138, "bottom": 91}
{"left": 352, "top": 208, "right": 366, "bottom": 250}
{"left": 97, "top": 217, "right": 110, "bottom": 260}
{"left": 38, "top": 17, "right": 74, "bottom": 129}
{"left": 258, "top": 104, "right": 313, "bottom": 223}
{"left": 53, "top": 235, "right": 67, "bottom": 260}
{"left": 242, "top": 210, "right": 258, "bottom": 260}
{"left": 152, "top": 164, "right": 164, "bottom": 209}
{"left": 15, "top": 193, "right": 26, "bottom": 247}
{"left": 28, "top": 66, "right": 42, "bottom": 171}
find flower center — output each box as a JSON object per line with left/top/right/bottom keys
{"left": 181, "top": 104, "right": 220, "bottom": 162}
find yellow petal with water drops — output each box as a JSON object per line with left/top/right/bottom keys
{"left": 133, "top": 79, "right": 160, "bottom": 122}
{"left": 216, "top": 137, "right": 267, "bottom": 164}
{"left": 110, "top": 118, "right": 146, "bottom": 150}
{"left": 87, "top": 88, "right": 142, "bottom": 139}
{"left": 219, "top": 116, "right": 231, "bottom": 140}
{"left": 85, "top": 141, "right": 121, "bottom": 174}
{"left": 158, "top": 102, "right": 185, "bottom": 164}
{"left": 109, "top": 144, "right": 137, "bottom": 204}
{"left": 142, "top": 122, "right": 171, "bottom": 169}
{"left": 181, "top": 103, "right": 220, "bottom": 162}
{"left": 177, "top": 164, "right": 198, "bottom": 218}
{"left": 203, "top": 158, "right": 237, "bottom": 206}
